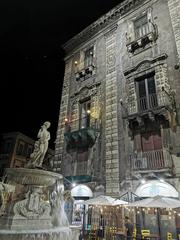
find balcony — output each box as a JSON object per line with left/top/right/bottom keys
{"left": 75, "top": 65, "right": 95, "bottom": 81}
{"left": 129, "top": 149, "right": 173, "bottom": 172}
{"left": 64, "top": 117, "right": 99, "bottom": 152}
{"left": 126, "top": 28, "right": 158, "bottom": 54}
{"left": 138, "top": 93, "right": 158, "bottom": 113}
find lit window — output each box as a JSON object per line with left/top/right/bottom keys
{"left": 79, "top": 99, "right": 91, "bottom": 129}
{"left": 84, "top": 47, "right": 94, "bottom": 68}
{"left": 135, "top": 73, "right": 157, "bottom": 112}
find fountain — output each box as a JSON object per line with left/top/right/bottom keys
{"left": 0, "top": 122, "right": 80, "bottom": 240}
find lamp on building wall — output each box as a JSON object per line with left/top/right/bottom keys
{"left": 72, "top": 183, "right": 76, "bottom": 188}
{"left": 141, "top": 179, "right": 146, "bottom": 184}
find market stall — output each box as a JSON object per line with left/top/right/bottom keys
{"left": 84, "top": 195, "right": 128, "bottom": 240}
{"left": 129, "top": 195, "right": 180, "bottom": 239}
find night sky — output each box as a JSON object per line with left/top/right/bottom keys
{"left": 0, "top": 0, "right": 121, "bottom": 148}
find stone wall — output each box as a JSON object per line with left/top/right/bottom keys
{"left": 168, "top": 0, "right": 180, "bottom": 61}
{"left": 105, "top": 28, "right": 120, "bottom": 196}
{"left": 54, "top": 60, "right": 72, "bottom": 172}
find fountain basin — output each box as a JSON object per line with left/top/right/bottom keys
{"left": 5, "top": 168, "right": 63, "bottom": 186}
{"left": 0, "top": 226, "right": 80, "bottom": 240}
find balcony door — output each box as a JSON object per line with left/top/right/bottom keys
{"left": 79, "top": 99, "right": 91, "bottom": 129}
{"left": 141, "top": 131, "right": 162, "bottom": 152}
{"left": 136, "top": 74, "right": 158, "bottom": 112}
{"left": 134, "top": 131, "right": 164, "bottom": 169}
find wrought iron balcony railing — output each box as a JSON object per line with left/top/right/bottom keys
{"left": 138, "top": 93, "right": 158, "bottom": 112}
{"left": 64, "top": 117, "right": 100, "bottom": 152}
{"left": 129, "top": 149, "right": 172, "bottom": 171}
{"left": 65, "top": 116, "right": 99, "bottom": 133}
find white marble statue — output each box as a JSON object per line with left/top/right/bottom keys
{"left": 27, "top": 121, "right": 51, "bottom": 168}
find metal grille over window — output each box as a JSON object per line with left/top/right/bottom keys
{"left": 134, "top": 15, "right": 150, "bottom": 39}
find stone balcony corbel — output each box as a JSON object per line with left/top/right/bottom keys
{"left": 75, "top": 64, "right": 95, "bottom": 81}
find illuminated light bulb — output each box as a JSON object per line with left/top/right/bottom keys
{"left": 87, "top": 109, "right": 91, "bottom": 114}
{"left": 178, "top": 213, "right": 180, "bottom": 216}
{"left": 74, "top": 61, "right": 78, "bottom": 65}
{"left": 65, "top": 118, "right": 68, "bottom": 122}
{"left": 141, "top": 179, "right": 146, "bottom": 184}
{"left": 137, "top": 211, "right": 140, "bottom": 214}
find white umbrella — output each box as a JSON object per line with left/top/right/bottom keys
{"left": 129, "top": 195, "right": 180, "bottom": 209}
{"left": 84, "top": 195, "right": 128, "bottom": 206}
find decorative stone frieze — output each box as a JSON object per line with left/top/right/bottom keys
{"left": 63, "top": 0, "right": 147, "bottom": 53}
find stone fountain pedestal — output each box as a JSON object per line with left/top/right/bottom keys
{"left": 0, "top": 168, "right": 80, "bottom": 240}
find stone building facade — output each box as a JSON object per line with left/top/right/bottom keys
{"left": 55, "top": 0, "right": 180, "bottom": 198}
{"left": 0, "top": 132, "right": 54, "bottom": 177}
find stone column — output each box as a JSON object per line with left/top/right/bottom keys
{"left": 168, "top": 0, "right": 180, "bottom": 62}
{"left": 105, "top": 27, "right": 120, "bottom": 196}
{"left": 55, "top": 59, "right": 72, "bottom": 172}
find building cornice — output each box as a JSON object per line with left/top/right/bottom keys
{"left": 63, "top": 0, "right": 148, "bottom": 54}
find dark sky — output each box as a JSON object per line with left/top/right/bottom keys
{"left": 0, "top": 0, "right": 121, "bottom": 148}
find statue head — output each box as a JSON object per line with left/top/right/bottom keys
{"left": 43, "top": 121, "right": 51, "bottom": 129}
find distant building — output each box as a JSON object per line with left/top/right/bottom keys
{"left": 0, "top": 132, "right": 54, "bottom": 177}
{"left": 55, "top": 0, "right": 180, "bottom": 199}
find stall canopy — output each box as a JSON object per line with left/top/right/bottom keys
{"left": 129, "top": 195, "right": 180, "bottom": 209}
{"left": 84, "top": 195, "right": 128, "bottom": 206}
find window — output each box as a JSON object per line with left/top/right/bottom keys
{"left": 136, "top": 73, "right": 158, "bottom": 112}
{"left": 17, "top": 143, "right": 24, "bottom": 155}
{"left": 134, "top": 131, "right": 164, "bottom": 169}
{"left": 4, "top": 140, "right": 12, "bottom": 153}
{"left": 79, "top": 99, "right": 91, "bottom": 129}
{"left": 84, "top": 47, "right": 94, "bottom": 68}
{"left": 134, "top": 14, "right": 149, "bottom": 39}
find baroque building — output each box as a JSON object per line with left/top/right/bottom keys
{"left": 0, "top": 132, "right": 54, "bottom": 177}
{"left": 55, "top": 0, "right": 180, "bottom": 198}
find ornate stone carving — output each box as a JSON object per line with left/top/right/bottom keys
{"left": 124, "top": 54, "right": 168, "bottom": 76}
{"left": 63, "top": 0, "right": 146, "bottom": 53}
{"left": 13, "top": 187, "right": 50, "bottom": 220}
